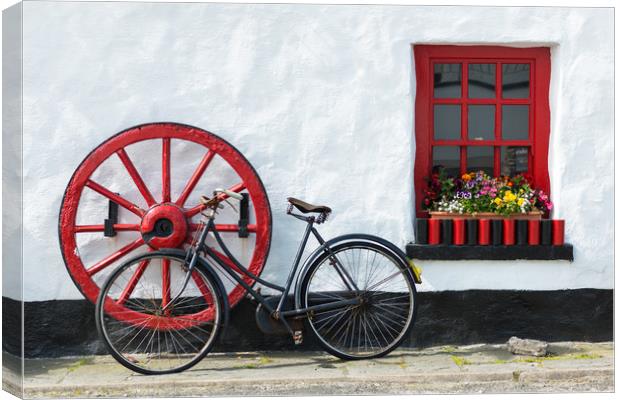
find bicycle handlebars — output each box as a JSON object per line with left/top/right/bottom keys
{"left": 200, "top": 188, "right": 243, "bottom": 210}
{"left": 214, "top": 187, "right": 244, "bottom": 200}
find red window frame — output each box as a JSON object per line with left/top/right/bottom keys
{"left": 413, "top": 45, "right": 551, "bottom": 216}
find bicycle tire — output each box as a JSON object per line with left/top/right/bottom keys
{"left": 95, "top": 251, "right": 225, "bottom": 374}
{"left": 299, "top": 241, "right": 417, "bottom": 360}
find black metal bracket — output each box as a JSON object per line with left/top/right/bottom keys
{"left": 238, "top": 193, "right": 249, "bottom": 238}
{"left": 104, "top": 197, "right": 119, "bottom": 237}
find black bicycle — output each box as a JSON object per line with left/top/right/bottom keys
{"left": 96, "top": 189, "right": 422, "bottom": 374}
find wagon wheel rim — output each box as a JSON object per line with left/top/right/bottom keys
{"left": 59, "top": 122, "right": 272, "bottom": 323}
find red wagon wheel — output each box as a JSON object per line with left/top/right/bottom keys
{"left": 59, "top": 122, "right": 272, "bottom": 324}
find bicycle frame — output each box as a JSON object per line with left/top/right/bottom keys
{"left": 184, "top": 211, "right": 361, "bottom": 336}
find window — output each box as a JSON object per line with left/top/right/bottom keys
{"left": 413, "top": 45, "right": 551, "bottom": 215}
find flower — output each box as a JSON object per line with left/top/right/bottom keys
{"left": 423, "top": 168, "right": 552, "bottom": 216}
{"left": 503, "top": 191, "right": 517, "bottom": 202}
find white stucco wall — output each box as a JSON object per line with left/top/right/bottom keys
{"left": 8, "top": 2, "right": 613, "bottom": 301}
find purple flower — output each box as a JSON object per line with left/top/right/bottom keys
{"left": 456, "top": 190, "right": 472, "bottom": 199}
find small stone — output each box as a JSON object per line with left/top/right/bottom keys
{"left": 506, "top": 336, "right": 548, "bottom": 356}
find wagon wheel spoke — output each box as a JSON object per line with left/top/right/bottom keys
{"left": 75, "top": 224, "right": 140, "bottom": 233}
{"left": 85, "top": 180, "right": 145, "bottom": 217}
{"left": 116, "top": 148, "right": 157, "bottom": 207}
{"left": 162, "top": 138, "right": 171, "bottom": 203}
{"left": 116, "top": 257, "right": 151, "bottom": 305}
{"left": 208, "top": 247, "right": 247, "bottom": 277}
{"left": 191, "top": 271, "right": 215, "bottom": 305}
{"left": 87, "top": 238, "right": 145, "bottom": 276}
{"left": 184, "top": 182, "right": 246, "bottom": 218}
{"left": 176, "top": 151, "right": 216, "bottom": 207}
{"left": 161, "top": 258, "right": 171, "bottom": 310}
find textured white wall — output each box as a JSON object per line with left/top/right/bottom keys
{"left": 12, "top": 2, "right": 613, "bottom": 301}
{"left": 3, "top": 3, "right": 23, "bottom": 301}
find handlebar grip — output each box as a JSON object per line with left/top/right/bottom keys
{"left": 214, "top": 188, "right": 243, "bottom": 201}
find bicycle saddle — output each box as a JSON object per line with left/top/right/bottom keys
{"left": 287, "top": 197, "right": 332, "bottom": 214}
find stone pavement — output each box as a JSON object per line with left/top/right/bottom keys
{"left": 3, "top": 342, "right": 613, "bottom": 398}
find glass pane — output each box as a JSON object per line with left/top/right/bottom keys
{"left": 502, "top": 105, "right": 529, "bottom": 140}
{"left": 434, "top": 105, "right": 461, "bottom": 140}
{"left": 502, "top": 63, "right": 530, "bottom": 98}
{"left": 467, "top": 146, "right": 493, "bottom": 176}
{"left": 468, "top": 64, "right": 496, "bottom": 98}
{"left": 468, "top": 105, "right": 495, "bottom": 140}
{"left": 432, "top": 146, "right": 460, "bottom": 177}
{"left": 434, "top": 63, "right": 461, "bottom": 98}
{"left": 501, "top": 146, "right": 529, "bottom": 176}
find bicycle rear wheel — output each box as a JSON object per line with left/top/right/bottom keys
{"left": 96, "top": 252, "right": 224, "bottom": 374}
{"left": 300, "top": 241, "right": 417, "bottom": 360}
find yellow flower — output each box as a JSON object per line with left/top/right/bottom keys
{"left": 494, "top": 198, "right": 502, "bottom": 205}
{"left": 517, "top": 198, "right": 525, "bottom": 206}
{"left": 503, "top": 191, "right": 516, "bottom": 202}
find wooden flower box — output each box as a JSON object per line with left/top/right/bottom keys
{"left": 429, "top": 211, "right": 543, "bottom": 220}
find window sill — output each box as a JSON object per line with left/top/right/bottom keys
{"left": 405, "top": 243, "right": 574, "bottom": 261}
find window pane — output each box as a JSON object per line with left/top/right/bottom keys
{"left": 502, "top": 105, "right": 529, "bottom": 140}
{"left": 502, "top": 64, "right": 530, "bottom": 98}
{"left": 468, "top": 105, "right": 495, "bottom": 140}
{"left": 467, "top": 146, "right": 493, "bottom": 176}
{"left": 468, "top": 64, "right": 496, "bottom": 98}
{"left": 434, "top": 63, "right": 461, "bottom": 98}
{"left": 433, "top": 146, "right": 460, "bottom": 177}
{"left": 501, "top": 146, "right": 529, "bottom": 176}
{"left": 434, "top": 105, "right": 461, "bottom": 140}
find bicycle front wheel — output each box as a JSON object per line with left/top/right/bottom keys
{"left": 300, "top": 241, "right": 417, "bottom": 360}
{"left": 96, "top": 252, "right": 224, "bottom": 374}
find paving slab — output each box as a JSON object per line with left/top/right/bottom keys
{"left": 2, "top": 341, "right": 614, "bottom": 398}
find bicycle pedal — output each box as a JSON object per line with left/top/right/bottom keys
{"left": 293, "top": 330, "right": 303, "bottom": 345}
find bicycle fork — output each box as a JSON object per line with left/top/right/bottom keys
{"left": 162, "top": 217, "right": 211, "bottom": 312}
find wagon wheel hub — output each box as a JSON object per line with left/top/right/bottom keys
{"left": 140, "top": 203, "right": 189, "bottom": 249}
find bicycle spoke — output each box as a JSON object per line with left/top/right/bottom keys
{"left": 304, "top": 244, "right": 415, "bottom": 359}
{"left": 98, "top": 254, "right": 221, "bottom": 373}
{"left": 313, "top": 306, "right": 354, "bottom": 332}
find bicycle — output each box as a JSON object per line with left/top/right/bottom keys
{"left": 95, "top": 188, "right": 422, "bottom": 375}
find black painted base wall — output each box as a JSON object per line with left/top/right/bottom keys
{"left": 2, "top": 289, "right": 613, "bottom": 358}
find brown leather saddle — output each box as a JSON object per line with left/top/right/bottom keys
{"left": 287, "top": 197, "right": 332, "bottom": 214}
